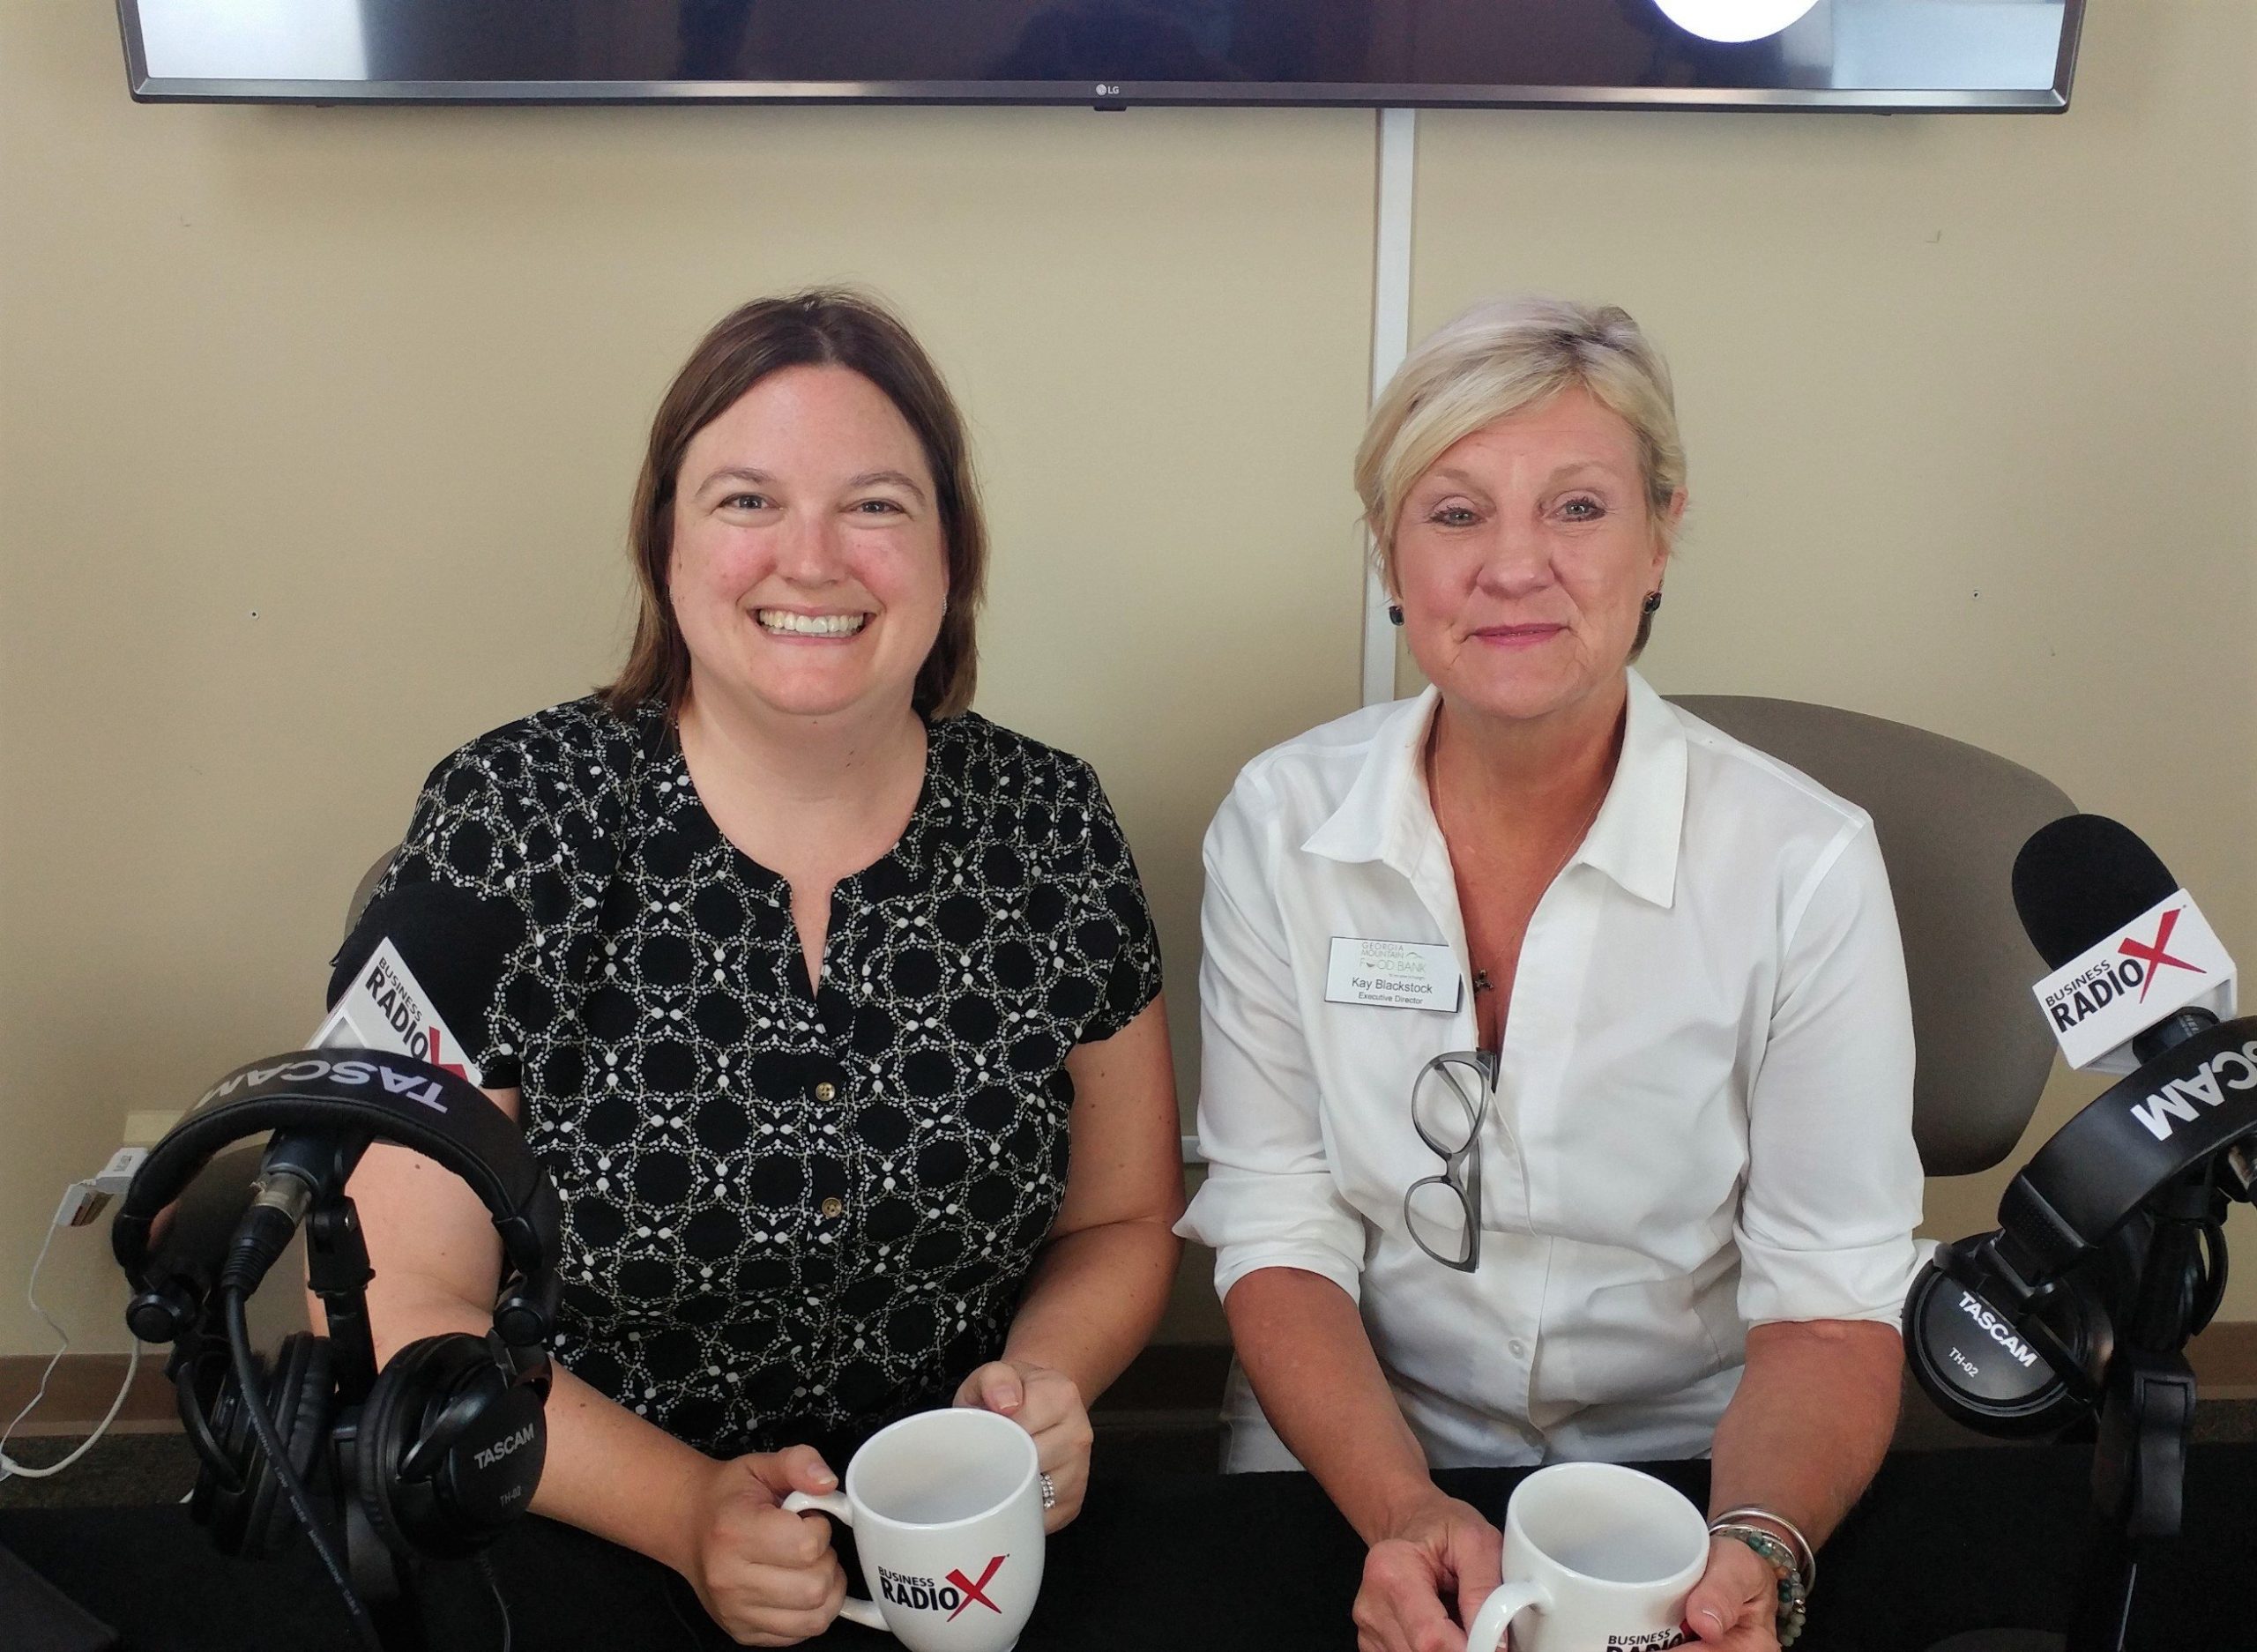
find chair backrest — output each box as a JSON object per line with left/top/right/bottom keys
{"left": 1668, "top": 696, "right": 2073, "bottom": 1178}
{"left": 343, "top": 849, "right": 396, "bottom": 943}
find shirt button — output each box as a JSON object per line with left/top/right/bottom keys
{"left": 1509, "top": 1340, "right": 1530, "bottom": 1359}
{"left": 814, "top": 1082, "right": 837, "bottom": 1102}
{"left": 821, "top": 1196, "right": 844, "bottom": 1218}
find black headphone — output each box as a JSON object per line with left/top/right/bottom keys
{"left": 1904, "top": 1017, "right": 2253, "bottom": 1435}
{"left": 114, "top": 1051, "right": 563, "bottom": 1570}
{"left": 1904, "top": 1216, "right": 2158, "bottom": 1436}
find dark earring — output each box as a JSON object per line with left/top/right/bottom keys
{"left": 1387, "top": 604, "right": 1404, "bottom": 627}
{"left": 1642, "top": 590, "right": 1664, "bottom": 614}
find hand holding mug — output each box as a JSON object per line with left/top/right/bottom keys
{"left": 1683, "top": 1534, "right": 1782, "bottom": 1650}
{"left": 677, "top": 1445, "right": 848, "bottom": 1647}
{"left": 1352, "top": 1490, "right": 1503, "bottom": 1652}
{"left": 1464, "top": 1462, "right": 1711, "bottom": 1652}
{"left": 783, "top": 1406, "right": 1047, "bottom": 1652}
{"left": 953, "top": 1358, "right": 1091, "bottom": 1532}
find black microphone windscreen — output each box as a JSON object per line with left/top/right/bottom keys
{"left": 2011, "top": 814, "right": 2179, "bottom": 971}
{"left": 328, "top": 881, "right": 528, "bottom": 1052}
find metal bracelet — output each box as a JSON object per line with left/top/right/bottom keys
{"left": 1708, "top": 1523, "right": 1809, "bottom": 1648}
{"left": 1708, "top": 1505, "right": 1817, "bottom": 1590}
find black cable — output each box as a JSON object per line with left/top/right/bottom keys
{"left": 174, "top": 1348, "right": 245, "bottom": 1495}
{"left": 221, "top": 1287, "right": 386, "bottom": 1652}
{"left": 475, "top": 1554, "right": 512, "bottom": 1652}
{"left": 2192, "top": 1220, "right": 2227, "bottom": 1335}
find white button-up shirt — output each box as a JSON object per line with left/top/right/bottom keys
{"left": 1178, "top": 671, "right": 1924, "bottom": 1470}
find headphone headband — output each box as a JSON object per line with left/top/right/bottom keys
{"left": 2000, "top": 1015, "right": 2257, "bottom": 1280}
{"left": 114, "top": 1049, "right": 562, "bottom": 1343}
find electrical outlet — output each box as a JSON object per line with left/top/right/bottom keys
{"left": 92, "top": 1147, "right": 147, "bottom": 1196}
{"left": 122, "top": 1109, "right": 182, "bottom": 1147}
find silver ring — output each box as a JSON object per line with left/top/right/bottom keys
{"left": 1038, "top": 1471, "right": 1056, "bottom": 1510}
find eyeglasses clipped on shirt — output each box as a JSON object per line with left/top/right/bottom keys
{"left": 1404, "top": 1047, "right": 1500, "bottom": 1272}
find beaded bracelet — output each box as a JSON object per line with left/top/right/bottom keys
{"left": 1707, "top": 1522, "right": 1809, "bottom": 1648}
{"left": 1708, "top": 1505, "right": 1817, "bottom": 1590}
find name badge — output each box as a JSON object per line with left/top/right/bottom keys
{"left": 1324, "top": 937, "right": 1463, "bottom": 1013}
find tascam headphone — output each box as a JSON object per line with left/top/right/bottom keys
{"left": 1904, "top": 1017, "right": 2250, "bottom": 1435}
{"left": 113, "top": 1051, "right": 562, "bottom": 1587}
{"left": 1904, "top": 816, "right": 2251, "bottom": 1439}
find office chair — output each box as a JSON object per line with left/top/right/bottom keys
{"left": 1669, "top": 696, "right": 2073, "bottom": 1179}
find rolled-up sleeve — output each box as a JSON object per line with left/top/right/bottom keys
{"left": 1175, "top": 775, "right": 1368, "bottom": 1303}
{"left": 1735, "top": 818, "right": 1926, "bottom": 1328}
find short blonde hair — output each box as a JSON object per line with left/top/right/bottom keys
{"left": 1355, "top": 296, "right": 1686, "bottom": 649}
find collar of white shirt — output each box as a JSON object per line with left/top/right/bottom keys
{"left": 1299, "top": 667, "right": 1686, "bottom": 910}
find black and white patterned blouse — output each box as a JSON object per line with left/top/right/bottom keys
{"left": 356, "top": 697, "right": 1162, "bottom": 1461}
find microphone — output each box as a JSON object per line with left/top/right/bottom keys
{"left": 2013, "top": 815, "right": 2237, "bottom": 1075}
{"left": 321, "top": 881, "right": 528, "bottom": 1084}
{"left": 218, "top": 1147, "right": 320, "bottom": 1297}
{"left": 221, "top": 882, "right": 527, "bottom": 1296}
{"left": 1906, "top": 813, "right": 2251, "bottom": 1438}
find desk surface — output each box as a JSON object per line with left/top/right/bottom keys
{"left": 4, "top": 1447, "right": 2253, "bottom": 1651}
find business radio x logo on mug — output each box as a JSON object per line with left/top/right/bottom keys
{"left": 877, "top": 1554, "right": 1009, "bottom": 1620}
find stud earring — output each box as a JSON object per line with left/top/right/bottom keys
{"left": 1387, "top": 604, "right": 1404, "bottom": 626}
{"left": 1642, "top": 590, "right": 1664, "bottom": 614}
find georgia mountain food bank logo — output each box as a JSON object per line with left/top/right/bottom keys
{"left": 878, "top": 1555, "right": 1009, "bottom": 1620}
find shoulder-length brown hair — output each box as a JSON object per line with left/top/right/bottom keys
{"left": 603, "top": 288, "right": 987, "bottom": 719}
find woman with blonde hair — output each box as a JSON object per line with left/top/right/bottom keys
{"left": 1181, "top": 297, "right": 1920, "bottom": 1652}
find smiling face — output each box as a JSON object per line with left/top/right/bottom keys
{"left": 668, "top": 363, "right": 950, "bottom": 726}
{"left": 1391, "top": 385, "right": 1680, "bottom": 729}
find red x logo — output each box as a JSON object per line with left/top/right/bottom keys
{"left": 2119, "top": 907, "right": 2203, "bottom": 1002}
{"left": 422, "top": 1028, "right": 470, "bottom": 1080}
{"left": 945, "top": 1554, "right": 1008, "bottom": 1619}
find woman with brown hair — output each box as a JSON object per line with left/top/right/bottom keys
{"left": 330, "top": 290, "right": 1183, "bottom": 1645}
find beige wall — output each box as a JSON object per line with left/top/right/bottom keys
{"left": 1402, "top": 0, "right": 2257, "bottom": 1314}
{"left": 4, "top": 0, "right": 2253, "bottom": 1361}
{"left": 0, "top": 4, "right": 1374, "bottom": 1355}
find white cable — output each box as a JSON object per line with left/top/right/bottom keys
{"left": 0, "top": 1183, "right": 145, "bottom": 1482}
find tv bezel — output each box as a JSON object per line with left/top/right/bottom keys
{"left": 114, "top": 0, "right": 2086, "bottom": 115}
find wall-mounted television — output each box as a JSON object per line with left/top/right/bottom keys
{"left": 117, "top": 0, "right": 2084, "bottom": 114}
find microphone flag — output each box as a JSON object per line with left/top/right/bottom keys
{"left": 311, "top": 936, "right": 485, "bottom": 1084}
{"left": 2029, "top": 890, "right": 2236, "bottom": 1073}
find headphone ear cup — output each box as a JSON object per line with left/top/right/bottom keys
{"left": 188, "top": 1343, "right": 259, "bottom": 1553}
{"left": 2075, "top": 1212, "right": 2154, "bottom": 1386}
{"left": 356, "top": 1336, "right": 460, "bottom": 1560}
{"left": 1904, "top": 1246, "right": 2086, "bottom": 1438}
{"left": 203, "top": 1332, "right": 335, "bottom": 1559}
{"left": 358, "top": 1334, "right": 540, "bottom": 1561}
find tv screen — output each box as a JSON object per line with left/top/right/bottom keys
{"left": 118, "top": 0, "right": 2084, "bottom": 113}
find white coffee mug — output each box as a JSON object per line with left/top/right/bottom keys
{"left": 783, "top": 1406, "right": 1046, "bottom": 1652}
{"left": 1464, "top": 1461, "right": 1710, "bottom": 1652}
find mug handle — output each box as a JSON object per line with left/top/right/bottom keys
{"left": 1464, "top": 1581, "right": 1548, "bottom": 1652}
{"left": 781, "top": 1489, "right": 889, "bottom": 1632}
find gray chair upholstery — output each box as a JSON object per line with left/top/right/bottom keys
{"left": 343, "top": 849, "right": 395, "bottom": 943}
{"left": 1669, "top": 696, "right": 2073, "bottom": 1178}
